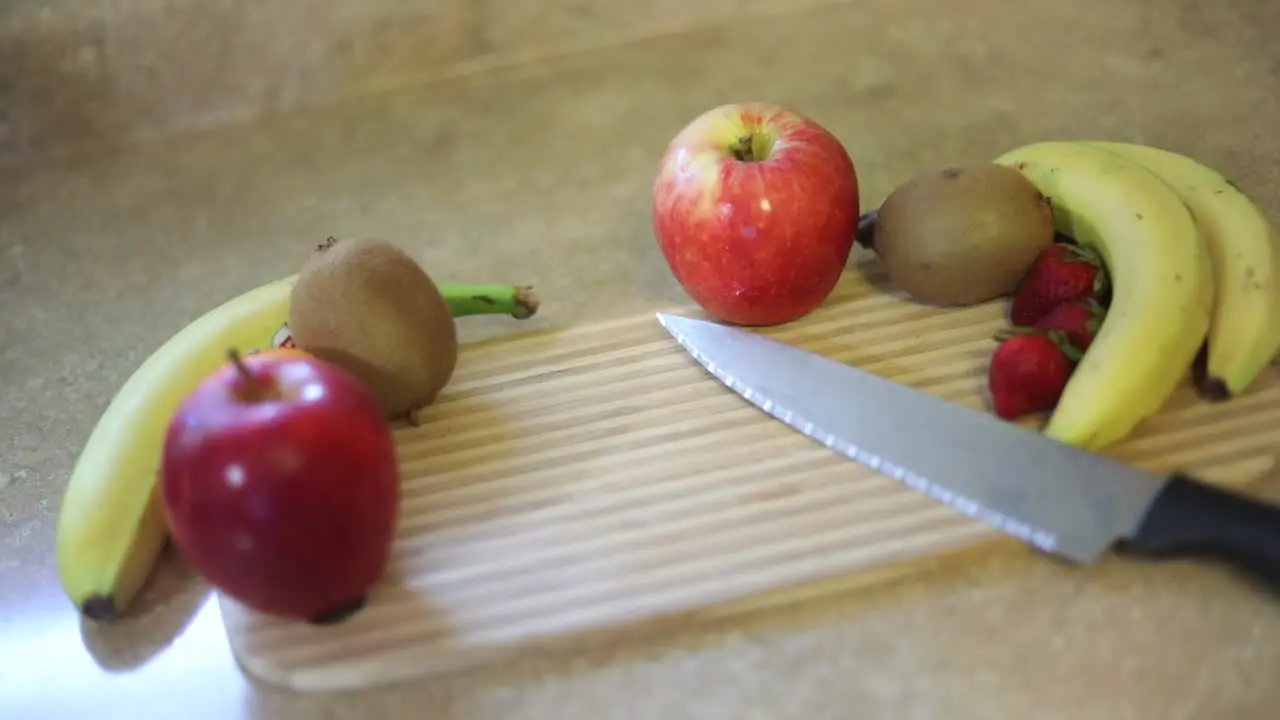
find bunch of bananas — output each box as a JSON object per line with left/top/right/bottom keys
{"left": 993, "top": 141, "right": 1280, "bottom": 451}
{"left": 55, "top": 274, "right": 539, "bottom": 621}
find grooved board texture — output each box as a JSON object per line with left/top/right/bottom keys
{"left": 219, "top": 268, "right": 1280, "bottom": 693}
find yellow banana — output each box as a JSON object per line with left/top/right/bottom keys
{"left": 994, "top": 141, "right": 1215, "bottom": 451}
{"left": 1083, "top": 141, "right": 1280, "bottom": 400}
{"left": 57, "top": 275, "right": 540, "bottom": 620}
{"left": 56, "top": 276, "right": 297, "bottom": 621}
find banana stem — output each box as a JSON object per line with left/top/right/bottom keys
{"left": 438, "top": 283, "right": 541, "bottom": 320}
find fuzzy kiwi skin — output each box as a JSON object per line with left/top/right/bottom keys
{"left": 871, "top": 163, "right": 1054, "bottom": 306}
{"left": 288, "top": 238, "right": 460, "bottom": 425}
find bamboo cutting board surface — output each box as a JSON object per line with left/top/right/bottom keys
{"left": 219, "top": 266, "right": 1280, "bottom": 692}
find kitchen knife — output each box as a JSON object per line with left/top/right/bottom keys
{"left": 656, "top": 312, "right": 1280, "bottom": 589}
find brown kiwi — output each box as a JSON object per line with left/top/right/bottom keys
{"left": 871, "top": 163, "right": 1054, "bottom": 306}
{"left": 288, "top": 237, "right": 459, "bottom": 425}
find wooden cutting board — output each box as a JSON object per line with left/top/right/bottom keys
{"left": 219, "top": 265, "right": 1280, "bottom": 692}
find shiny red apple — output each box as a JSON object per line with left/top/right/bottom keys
{"left": 651, "top": 102, "right": 860, "bottom": 326}
{"left": 160, "top": 347, "right": 400, "bottom": 623}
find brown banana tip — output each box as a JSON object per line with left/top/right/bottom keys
{"left": 81, "top": 594, "right": 118, "bottom": 621}
{"left": 1198, "top": 377, "right": 1231, "bottom": 403}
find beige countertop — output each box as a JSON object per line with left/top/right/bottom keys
{"left": 4, "top": 1, "right": 1280, "bottom": 717}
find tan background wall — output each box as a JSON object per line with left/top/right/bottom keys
{"left": 0, "top": 0, "right": 847, "bottom": 166}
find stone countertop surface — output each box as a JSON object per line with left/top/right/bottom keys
{"left": 4, "top": 0, "right": 1280, "bottom": 717}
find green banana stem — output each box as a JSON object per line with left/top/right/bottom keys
{"left": 438, "top": 283, "right": 540, "bottom": 319}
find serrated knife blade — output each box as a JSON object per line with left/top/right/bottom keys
{"left": 657, "top": 312, "right": 1280, "bottom": 590}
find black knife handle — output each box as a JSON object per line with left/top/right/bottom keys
{"left": 1122, "top": 472, "right": 1280, "bottom": 590}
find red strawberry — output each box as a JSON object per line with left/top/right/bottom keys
{"left": 1029, "top": 298, "right": 1105, "bottom": 360}
{"left": 987, "top": 332, "right": 1073, "bottom": 420}
{"left": 1009, "top": 243, "right": 1108, "bottom": 325}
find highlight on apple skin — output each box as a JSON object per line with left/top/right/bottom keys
{"left": 650, "top": 101, "right": 860, "bottom": 327}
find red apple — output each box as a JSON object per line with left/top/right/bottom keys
{"left": 651, "top": 102, "right": 860, "bottom": 326}
{"left": 160, "top": 347, "right": 400, "bottom": 623}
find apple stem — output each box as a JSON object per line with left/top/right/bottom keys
{"left": 730, "top": 134, "right": 756, "bottom": 163}
{"left": 227, "top": 349, "right": 266, "bottom": 398}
